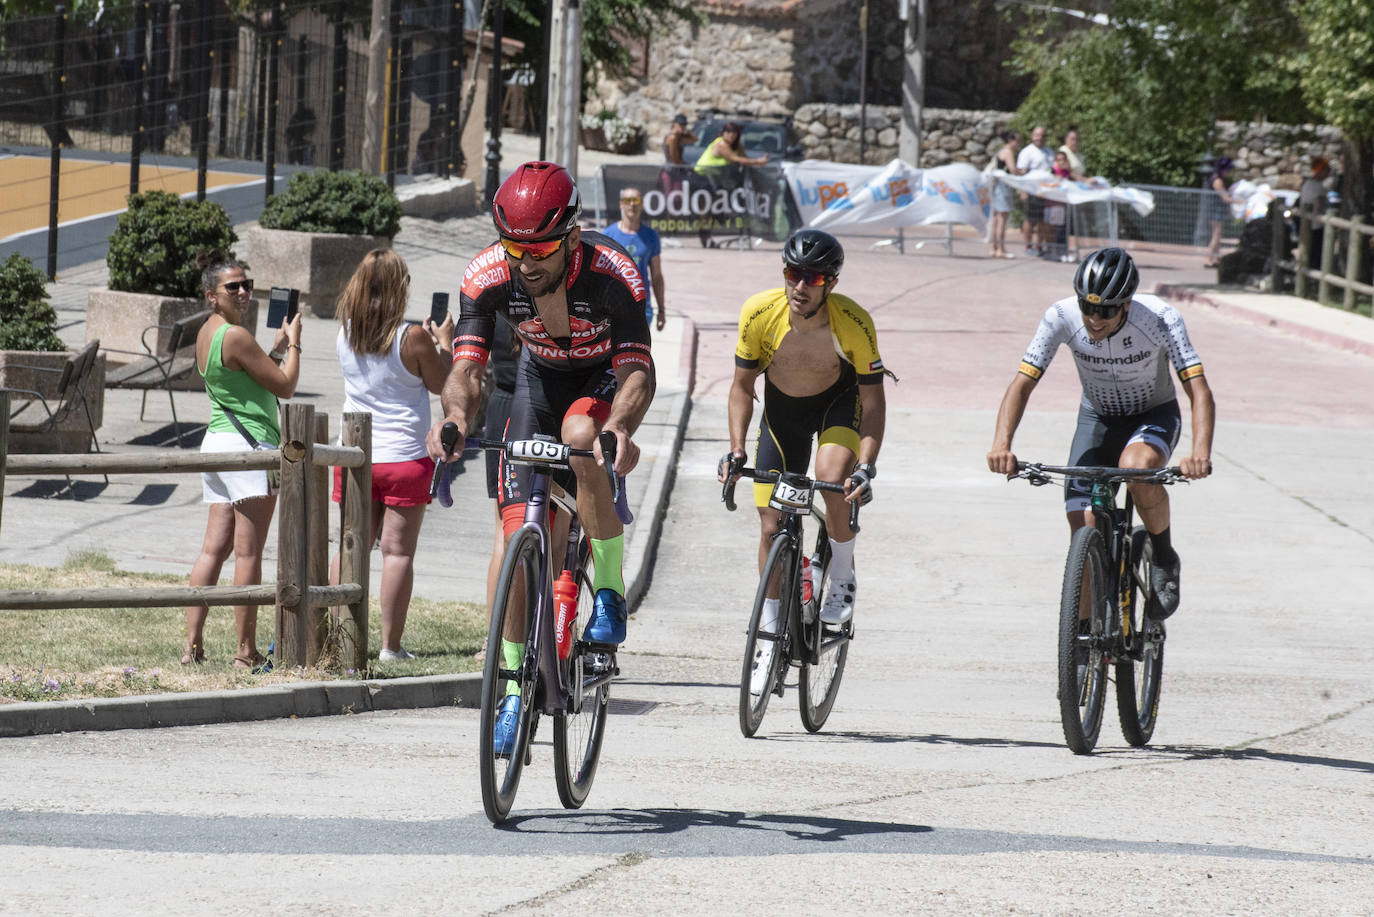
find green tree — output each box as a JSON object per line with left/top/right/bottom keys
{"left": 1297, "top": 0, "right": 1374, "bottom": 218}
{"left": 1006, "top": 0, "right": 1310, "bottom": 185}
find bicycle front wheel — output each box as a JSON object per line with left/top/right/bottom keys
{"left": 739, "top": 535, "right": 793, "bottom": 738}
{"left": 553, "top": 543, "right": 610, "bottom": 809}
{"left": 1117, "top": 526, "right": 1165, "bottom": 746}
{"left": 799, "top": 550, "right": 849, "bottom": 733}
{"left": 479, "top": 527, "right": 541, "bottom": 824}
{"left": 1058, "top": 525, "right": 1110, "bottom": 754}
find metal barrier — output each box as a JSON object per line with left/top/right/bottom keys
{"left": 0, "top": 400, "right": 375, "bottom": 671}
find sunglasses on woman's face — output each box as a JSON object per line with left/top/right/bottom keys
{"left": 500, "top": 236, "right": 566, "bottom": 261}
{"left": 220, "top": 279, "right": 254, "bottom": 294}
{"left": 784, "top": 267, "right": 829, "bottom": 288}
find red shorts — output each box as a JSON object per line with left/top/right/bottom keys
{"left": 332, "top": 456, "right": 435, "bottom": 507}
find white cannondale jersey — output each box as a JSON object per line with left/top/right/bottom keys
{"left": 1017, "top": 293, "right": 1204, "bottom": 416}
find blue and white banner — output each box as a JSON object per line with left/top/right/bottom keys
{"left": 785, "top": 160, "right": 991, "bottom": 234}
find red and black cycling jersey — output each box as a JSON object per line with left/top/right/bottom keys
{"left": 454, "top": 230, "right": 653, "bottom": 375}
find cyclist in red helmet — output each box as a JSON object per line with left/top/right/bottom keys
{"left": 427, "top": 162, "right": 654, "bottom": 747}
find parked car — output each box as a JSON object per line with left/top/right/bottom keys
{"left": 681, "top": 110, "right": 804, "bottom": 165}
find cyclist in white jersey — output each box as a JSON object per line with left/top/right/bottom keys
{"left": 987, "top": 247, "right": 1215, "bottom": 618}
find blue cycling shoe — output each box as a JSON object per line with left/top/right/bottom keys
{"left": 583, "top": 588, "right": 628, "bottom": 645}
{"left": 493, "top": 695, "right": 520, "bottom": 758}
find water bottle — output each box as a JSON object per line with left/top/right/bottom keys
{"left": 554, "top": 570, "right": 578, "bottom": 660}
{"left": 801, "top": 554, "right": 815, "bottom": 606}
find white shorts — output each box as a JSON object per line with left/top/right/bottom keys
{"left": 201, "top": 430, "right": 276, "bottom": 504}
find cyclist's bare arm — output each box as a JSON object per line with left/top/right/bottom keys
{"left": 600, "top": 362, "right": 654, "bottom": 476}
{"left": 843, "top": 382, "right": 886, "bottom": 503}
{"left": 1179, "top": 374, "right": 1216, "bottom": 479}
{"left": 722, "top": 365, "right": 761, "bottom": 480}
{"left": 988, "top": 372, "right": 1039, "bottom": 475}
{"left": 427, "top": 358, "right": 484, "bottom": 461}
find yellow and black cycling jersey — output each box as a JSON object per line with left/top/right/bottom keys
{"left": 733, "top": 289, "right": 888, "bottom": 384}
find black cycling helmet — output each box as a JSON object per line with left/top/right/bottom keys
{"left": 1073, "top": 247, "right": 1139, "bottom": 307}
{"left": 782, "top": 229, "right": 844, "bottom": 279}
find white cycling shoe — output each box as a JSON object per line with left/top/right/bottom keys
{"left": 749, "top": 640, "right": 776, "bottom": 695}
{"left": 820, "top": 574, "right": 856, "bottom": 625}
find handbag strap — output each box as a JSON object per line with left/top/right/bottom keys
{"left": 209, "top": 394, "right": 260, "bottom": 449}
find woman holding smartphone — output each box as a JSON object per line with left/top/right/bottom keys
{"left": 330, "top": 249, "right": 454, "bottom": 661}
{"left": 187, "top": 249, "right": 301, "bottom": 669}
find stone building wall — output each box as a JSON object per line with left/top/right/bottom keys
{"left": 795, "top": 104, "right": 1345, "bottom": 187}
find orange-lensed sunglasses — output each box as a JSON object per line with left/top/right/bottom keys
{"left": 500, "top": 236, "right": 566, "bottom": 261}
{"left": 784, "top": 267, "right": 830, "bottom": 287}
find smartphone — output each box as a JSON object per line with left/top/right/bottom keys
{"left": 266, "top": 286, "right": 300, "bottom": 328}
{"left": 430, "top": 291, "right": 450, "bottom": 327}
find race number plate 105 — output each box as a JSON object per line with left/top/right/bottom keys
{"left": 768, "top": 478, "right": 811, "bottom": 514}
{"left": 507, "top": 439, "right": 571, "bottom": 466}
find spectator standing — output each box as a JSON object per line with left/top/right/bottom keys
{"left": 1044, "top": 150, "right": 1074, "bottom": 262}
{"left": 988, "top": 129, "right": 1023, "bottom": 259}
{"left": 1059, "top": 126, "right": 1086, "bottom": 179}
{"left": 330, "top": 249, "right": 454, "bottom": 661}
{"left": 187, "top": 250, "right": 301, "bottom": 670}
{"left": 602, "top": 186, "right": 667, "bottom": 331}
{"left": 1205, "top": 156, "right": 1237, "bottom": 268}
{"left": 1016, "top": 125, "right": 1054, "bottom": 255}
{"left": 694, "top": 121, "right": 769, "bottom": 248}
{"left": 1299, "top": 157, "right": 1331, "bottom": 269}
{"left": 663, "top": 114, "right": 697, "bottom": 165}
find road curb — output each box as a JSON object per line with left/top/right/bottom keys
{"left": 0, "top": 673, "right": 484, "bottom": 738}
{"left": 1158, "top": 283, "right": 1374, "bottom": 359}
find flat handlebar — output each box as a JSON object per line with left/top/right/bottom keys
{"left": 1011, "top": 461, "right": 1187, "bottom": 487}
{"left": 722, "top": 461, "right": 860, "bottom": 533}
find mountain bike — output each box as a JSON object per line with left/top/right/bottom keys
{"left": 436, "top": 423, "right": 632, "bottom": 823}
{"left": 1010, "top": 461, "right": 1186, "bottom": 754}
{"left": 723, "top": 460, "right": 860, "bottom": 737}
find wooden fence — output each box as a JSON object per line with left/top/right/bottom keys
{"left": 0, "top": 397, "right": 374, "bottom": 670}
{"left": 1270, "top": 201, "right": 1373, "bottom": 312}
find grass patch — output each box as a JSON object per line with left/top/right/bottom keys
{"left": 0, "top": 556, "right": 487, "bottom": 703}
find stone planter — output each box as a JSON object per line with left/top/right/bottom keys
{"left": 85, "top": 289, "right": 256, "bottom": 391}
{"left": 0, "top": 348, "right": 106, "bottom": 453}
{"left": 235, "top": 222, "right": 390, "bottom": 319}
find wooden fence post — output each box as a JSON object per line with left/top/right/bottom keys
{"left": 338, "top": 412, "right": 372, "bottom": 671}
{"left": 0, "top": 391, "right": 9, "bottom": 541}
{"left": 307, "top": 411, "right": 330, "bottom": 666}
{"left": 1344, "top": 216, "right": 1364, "bottom": 312}
{"left": 1295, "top": 207, "right": 1311, "bottom": 299}
{"left": 275, "top": 403, "right": 313, "bottom": 668}
{"left": 1319, "top": 216, "right": 1336, "bottom": 304}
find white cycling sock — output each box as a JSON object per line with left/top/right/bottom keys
{"left": 828, "top": 535, "right": 856, "bottom": 582}
{"left": 761, "top": 598, "right": 780, "bottom": 635}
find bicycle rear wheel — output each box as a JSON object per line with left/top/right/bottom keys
{"left": 479, "top": 528, "right": 541, "bottom": 824}
{"left": 1117, "top": 526, "right": 1165, "bottom": 746}
{"left": 739, "top": 535, "right": 793, "bottom": 738}
{"left": 554, "top": 542, "right": 610, "bottom": 809}
{"left": 799, "top": 548, "right": 849, "bottom": 733}
{"left": 1058, "top": 525, "right": 1109, "bottom": 754}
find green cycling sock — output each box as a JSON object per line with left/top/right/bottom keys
{"left": 590, "top": 534, "right": 626, "bottom": 595}
{"left": 501, "top": 639, "right": 524, "bottom": 698}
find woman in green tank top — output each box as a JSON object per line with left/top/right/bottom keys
{"left": 183, "top": 250, "right": 302, "bottom": 670}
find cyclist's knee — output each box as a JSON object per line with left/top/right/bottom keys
{"left": 561, "top": 413, "right": 598, "bottom": 450}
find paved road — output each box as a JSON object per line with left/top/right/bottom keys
{"left": 3, "top": 234, "right": 1373, "bottom": 913}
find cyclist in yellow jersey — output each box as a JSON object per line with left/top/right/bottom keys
{"left": 719, "top": 230, "right": 889, "bottom": 688}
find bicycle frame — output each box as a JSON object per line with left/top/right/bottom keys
{"left": 1088, "top": 478, "right": 1141, "bottom": 656}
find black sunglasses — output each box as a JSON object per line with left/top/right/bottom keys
{"left": 220, "top": 279, "right": 255, "bottom": 294}
{"left": 1078, "top": 298, "right": 1124, "bottom": 319}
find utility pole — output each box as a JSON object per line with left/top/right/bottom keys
{"left": 898, "top": 0, "right": 926, "bottom": 167}
{"left": 543, "top": 0, "right": 581, "bottom": 174}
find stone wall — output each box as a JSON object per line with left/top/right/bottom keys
{"left": 794, "top": 104, "right": 1346, "bottom": 187}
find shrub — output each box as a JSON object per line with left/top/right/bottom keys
{"left": 0, "top": 253, "right": 64, "bottom": 352}
{"left": 259, "top": 170, "right": 402, "bottom": 238}
{"left": 106, "top": 191, "right": 239, "bottom": 297}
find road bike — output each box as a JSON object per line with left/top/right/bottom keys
{"left": 723, "top": 461, "right": 860, "bottom": 737}
{"left": 1010, "top": 461, "right": 1186, "bottom": 754}
{"left": 437, "top": 424, "right": 632, "bottom": 823}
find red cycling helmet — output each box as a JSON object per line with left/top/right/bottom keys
{"left": 492, "top": 161, "right": 582, "bottom": 241}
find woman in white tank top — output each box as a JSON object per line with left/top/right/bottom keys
{"left": 331, "top": 249, "right": 454, "bottom": 662}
